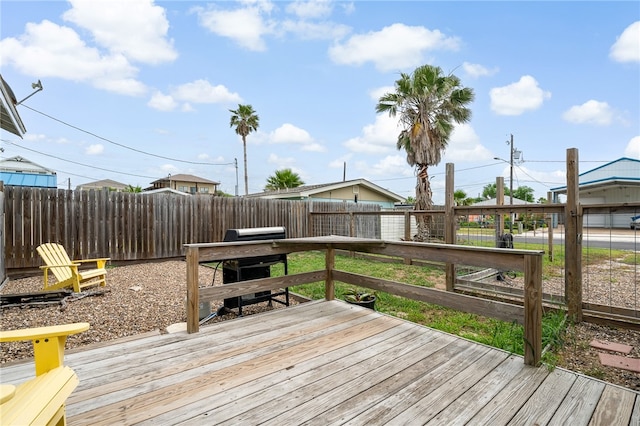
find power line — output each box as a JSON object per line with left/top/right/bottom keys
{"left": 20, "top": 104, "right": 234, "bottom": 166}
{"left": 1, "top": 138, "right": 160, "bottom": 179}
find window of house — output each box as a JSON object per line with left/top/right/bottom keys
{"left": 199, "top": 187, "right": 209, "bottom": 193}
{"left": 178, "top": 186, "right": 189, "bottom": 192}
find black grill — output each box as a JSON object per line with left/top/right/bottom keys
{"left": 222, "top": 227, "right": 289, "bottom": 315}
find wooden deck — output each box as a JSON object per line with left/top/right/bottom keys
{"left": 3, "top": 300, "right": 639, "bottom": 425}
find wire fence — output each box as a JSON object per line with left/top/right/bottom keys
{"left": 311, "top": 207, "right": 640, "bottom": 323}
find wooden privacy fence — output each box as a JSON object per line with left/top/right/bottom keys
{"left": 2, "top": 185, "right": 379, "bottom": 271}
{"left": 185, "top": 236, "right": 544, "bottom": 366}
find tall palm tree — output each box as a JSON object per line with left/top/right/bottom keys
{"left": 229, "top": 104, "right": 259, "bottom": 195}
{"left": 265, "top": 168, "right": 305, "bottom": 191}
{"left": 376, "top": 64, "right": 474, "bottom": 241}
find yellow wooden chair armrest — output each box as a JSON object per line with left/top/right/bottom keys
{"left": 73, "top": 257, "right": 110, "bottom": 268}
{"left": 0, "top": 323, "right": 90, "bottom": 376}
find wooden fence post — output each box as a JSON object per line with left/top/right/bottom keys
{"left": 496, "top": 176, "right": 504, "bottom": 245}
{"left": 186, "top": 246, "right": 200, "bottom": 333}
{"left": 403, "top": 211, "right": 412, "bottom": 265}
{"left": 445, "top": 163, "right": 455, "bottom": 291}
{"left": 565, "top": 148, "right": 582, "bottom": 322}
{"left": 524, "top": 254, "right": 543, "bottom": 366}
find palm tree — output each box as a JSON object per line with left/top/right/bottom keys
{"left": 376, "top": 64, "right": 474, "bottom": 241}
{"left": 229, "top": 104, "right": 259, "bottom": 195}
{"left": 265, "top": 169, "right": 305, "bottom": 191}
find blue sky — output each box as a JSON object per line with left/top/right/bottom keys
{"left": 1, "top": 0, "right": 638, "bottom": 203}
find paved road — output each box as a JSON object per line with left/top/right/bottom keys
{"left": 515, "top": 227, "right": 639, "bottom": 250}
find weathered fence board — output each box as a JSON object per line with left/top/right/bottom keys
{"left": 1, "top": 187, "right": 379, "bottom": 271}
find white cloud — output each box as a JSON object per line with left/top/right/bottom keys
{"left": 267, "top": 153, "right": 296, "bottom": 167}
{"left": 63, "top": 0, "right": 177, "bottom": 65}
{"left": 462, "top": 62, "right": 499, "bottom": 79}
{"left": 610, "top": 21, "right": 640, "bottom": 63}
{"left": 344, "top": 114, "right": 398, "bottom": 154}
{"left": 328, "top": 154, "right": 353, "bottom": 169}
{"left": 329, "top": 23, "right": 460, "bottom": 72}
{"left": 365, "top": 154, "right": 413, "bottom": 176}
{"left": 490, "top": 75, "right": 551, "bottom": 116}
{"left": 196, "top": 3, "right": 276, "bottom": 51}
{"left": 270, "top": 123, "right": 313, "bottom": 143}
{"left": 281, "top": 20, "right": 350, "bottom": 40}
{"left": 369, "top": 86, "right": 395, "bottom": 102}
{"left": 85, "top": 144, "right": 104, "bottom": 155}
{"left": 148, "top": 92, "right": 178, "bottom": 111}
{"left": 562, "top": 100, "right": 614, "bottom": 126}
{"left": 442, "top": 124, "right": 493, "bottom": 162}
{"left": 0, "top": 20, "right": 146, "bottom": 96}
{"left": 624, "top": 136, "right": 640, "bottom": 159}
{"left": 269, "top": 123, "right": 326, "bottom": 152}
{"left": 172, "top": 80, "right": 242, "bottom": 104}
{"left": 286, "top": 0, "right": 333, "bottom": 19}
{"left": 148, "top": 80, "right": 241, "bottom": 111}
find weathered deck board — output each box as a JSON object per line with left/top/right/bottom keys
{"left": 2, "top": 300, "right": 637, "bottom": 426}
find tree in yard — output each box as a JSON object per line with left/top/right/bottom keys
{"left": 265, "top": 168, "right": 305, "bottom": 191}
{"left": 376, "top": 64, "right": 474, "bottom": 241}
{"left": 453, "top": 189, "right": 474, "bottom": 206}
{"left": 124, "top": 185, "right": 142, "bottom": 193}
{"left": 229, "top": 104, "right": 259, "bottom": 195}
{"left": 512, "top": 185, "right": 535, "bottom": 203}
{"left": 482, "top": 183, "right": 508, "bottom": 200}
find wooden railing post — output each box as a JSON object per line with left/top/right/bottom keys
{"left": 186, "top": 246, "right": 200, "bottom": 333}
{"left": 325, "top": 247, "right": 335, "bottom": 300}
{"left": 445, "top": 163, "right": 455, "bottom": 291}
{"left": 524, "top": 254, "right": 542, "bottom": 366}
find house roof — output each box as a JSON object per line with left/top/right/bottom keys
{"left": 76, "top": 179, "right": 129, "bottom": 191}
{"left": 550, "top": 157, "right": 640, "bottom": 194}
{"left": 0, "top": 75, "right": 26, "bottom": 138}
{"left": 473, "top": 197, "right": 531, "bottom": 206}
{"left": 0, "top": 156, "right": 55, "bottom": 174}
{"left": 142, "top": 188, "right": 192, "bottom": 196}
{"left": 247, "top": 178, "right": 404, "bottom": 202}
{"left": 150, "top": 174, "right": 220, "bottom": 185}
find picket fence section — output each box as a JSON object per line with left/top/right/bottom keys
{"left": 3, "top": 186, "right": 380, "bottom": 270}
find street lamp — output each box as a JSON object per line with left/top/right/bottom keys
{"left": 494, "top": 134, "right": 522, "bottom": 234}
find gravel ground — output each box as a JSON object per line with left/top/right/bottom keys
{"left": 1, "top": 261, "right": 297, "bottom": 363}
{"left": 1, "top": 260, "right": 639, "bottom": 391}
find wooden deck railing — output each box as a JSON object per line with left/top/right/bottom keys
{"left": 185, "top": 236, "right": 544, "bottom": 366}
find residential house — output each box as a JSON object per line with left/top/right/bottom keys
{"left": 551, "top": 157, "right": 640, "bottom": 228}
{"left": 0, "top": 74, "right": 26, "bottom": 138}
{"left": 76, "top": 179, "right": 129, "bottom": 192}
{"left": 246, "top": 178, "right": 404, "bottom": 208}
{"left": 148, "top": 174, "right": 219, "bottom": 195}
{"left": 0, "top": 156, "right": 56, "bottom": 188}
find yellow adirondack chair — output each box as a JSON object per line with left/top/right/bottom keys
{"left": 0, "top": 322, "right": 90, "bottom": 425}
{"left": 36, "top": 243, "right": 110, "bottom": 292}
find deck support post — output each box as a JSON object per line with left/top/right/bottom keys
{"left": 186, "top": 246, "right": 199, "bottom": 333}
{"left": 325, "top": 247, "right": 335, "bottom": 300}
{"left": 524, "top": 254, "right": 542, "bottom": 366}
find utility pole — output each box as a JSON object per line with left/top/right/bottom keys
{"left": 509, "top": 133, "right": 514, "bottom": 234}
{"left": 234, "top": 158, "right": 238, "bottom": 197}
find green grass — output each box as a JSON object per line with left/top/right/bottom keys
{"left": 280, "top": 251, "right": 568, "bottom": 362}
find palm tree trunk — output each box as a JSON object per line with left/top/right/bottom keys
{"left": 413, "top": 164, "right": 433, "bottom": 241}
{"left": 242, "top": 136, "right": 248, "bottom": 195}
